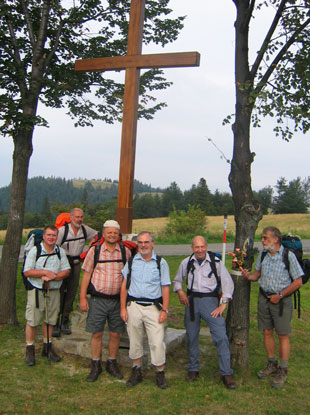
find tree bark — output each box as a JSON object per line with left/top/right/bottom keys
{"left": 0, "top": 131, "right": 33, "bottom": 324}
{"left": 226, "top": 0, "right": 263, "bottom": 367}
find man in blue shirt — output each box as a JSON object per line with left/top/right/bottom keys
{"left": 120, "top": 231, "right": 170, "bottom": 389}
{"left": 242, "top": 226, "right": 303, "bottom": 389}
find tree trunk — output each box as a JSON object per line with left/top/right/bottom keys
{"left": 226, "top": 0, "right": 263, "bottom": 367}
{"left": 0, "top": 131, "right": 33, "bottom": 324}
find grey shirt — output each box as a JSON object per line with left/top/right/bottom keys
{"left": 57, "top": 224, "right": 97, "bottom": 259}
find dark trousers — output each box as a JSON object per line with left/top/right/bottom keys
{"left": 59, "top": 263, "right": 81, "bottom": 316}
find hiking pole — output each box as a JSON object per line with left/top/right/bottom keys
{"left": 58, "top": 283, "right": 68, "bottom": 337}
{"left": 43, "top": 282, "right": 50, "bottom": 361}
{"left": 222, "top": 213, "right": 228, "bottom": 266}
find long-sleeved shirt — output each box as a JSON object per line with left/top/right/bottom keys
{"left": 173, "top": 252, "right": 234, "bottom": 301}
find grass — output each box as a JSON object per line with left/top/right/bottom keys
{"left": 1, "top": 257, "right": 310, "bottom": 414}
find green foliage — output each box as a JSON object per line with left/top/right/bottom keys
{"left": 273, "top": 176, "right": 310, "bottom": 214}
{"left": 165, "top": 204, "right": 207, "bottom": 236}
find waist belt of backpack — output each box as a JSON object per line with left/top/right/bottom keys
{"left": 187, "top": 289, "right": 218, "bottom": 321}
{"left": 90, "top": 292, "right": 120, "bottom": 300}
{"left": 127, "top": 296, "right": 163, "bottom": 311}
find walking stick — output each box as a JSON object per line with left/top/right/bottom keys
{"left": 222, "top": 213, "right": 228, "bottom": 265}
{"left": 43, "top": 282, "right": 50, "bottom": 360}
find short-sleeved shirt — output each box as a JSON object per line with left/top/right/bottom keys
{"left": 82, "top": 242, "right": 131, "bottom": 295}
{"left": 23, "top": 243, "right": 71, "bottom": 290}
{"left": 57, "top": 224, "right": 97, "bottom": 257}
{"left": 255, "top": 245, "right": 303, "bottom": 293}
{"left": 173, "top": 252, "right": 234, "bottom": 302}
{"left": 122, "top": 252, "right": 171, "bottom": 299}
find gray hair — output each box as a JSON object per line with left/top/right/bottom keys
{"left": 262, "top": 226, "right": 282, "bottom": 244}
{"left": 70, "top": 207, "right": 84, "bottom": 217}
{"left": 137, "top": 231, "right": 154, "bottom": 242}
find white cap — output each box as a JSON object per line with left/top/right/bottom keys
{"left": 103, "top": 220, "right": 120, "bottom": 229}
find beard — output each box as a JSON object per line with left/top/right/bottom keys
{"left": 71, "top": 220, "right": 81, "bottom": 228}
{"left": 263, "top": 242, "right": 276, "bottom": 252}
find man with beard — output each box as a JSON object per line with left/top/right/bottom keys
{"left": 120, "top": 231, "right": 170, "bottom": 389}
{"left": 80, "top": 220, "right": 131, "bottom": 382}
{"left": 241, "top": 226, "right": 303, "bottom": 389}
{"left": 53, "top": 207, "right": 97, "bottom": 336}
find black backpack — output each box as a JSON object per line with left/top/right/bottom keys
{"left": 186, "top": 251, "right": 221, "bottom": 294}
{"left": 22, "top": 229, "right": 61, "bottom": 290}
{"left": 60, "top": 222, "right": 87, "bottom": 246}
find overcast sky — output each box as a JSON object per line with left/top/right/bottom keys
{"left": 0, "top": 1, "right": 309, "bottom": 193}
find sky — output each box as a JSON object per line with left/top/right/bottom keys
{"left": 0, "top": 0, "right": 309, "bottom": 193}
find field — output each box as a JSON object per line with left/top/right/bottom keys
{"left": 133, "top": 213, "right": 310, "bottom": 239}
{"left": 0, "top": 258, "right": 310, "bottom": 414}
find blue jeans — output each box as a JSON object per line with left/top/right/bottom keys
{"left": 185, "top": 296, "right": 233, "bottom": 376}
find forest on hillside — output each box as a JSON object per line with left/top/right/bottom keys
{"left": 0, "top": 176, "right": 309, "bottom": 230}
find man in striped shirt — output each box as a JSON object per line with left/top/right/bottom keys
{"left": 242, "top": 226, "right": 303, "bottom": 389}
{"left": 80, "top": 220, "right": 131, "bottom": 382}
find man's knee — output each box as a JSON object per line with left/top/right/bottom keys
{"left": 263, "top": 329, "right": 274, "bottom": 337}
{"left": 109, "top": 331, "right": 120, "bottom": 340}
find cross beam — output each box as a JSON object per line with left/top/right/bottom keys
{"left": 75, "top": 0, "right": 200, "bottom": 234}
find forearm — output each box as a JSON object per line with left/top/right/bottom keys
{"left": 281, "top": 277, "right": 302, "bottom": 297}
{"left": 120, "top": 279, "right": 128, "bottom": 311}
{"left": 161, "top": 286, "right": 170, "bottom": 310}
{"left": 54, "top": 270, "right": 70, "bottom": 281}
{"left": 80, "top": 271, "right": 92, "bottom": 299}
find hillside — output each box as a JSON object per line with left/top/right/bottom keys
{"left": 0, "top": 176, "right": 163, "bottom": 213}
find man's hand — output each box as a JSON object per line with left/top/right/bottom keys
{"left": 41, "top": 270, "right": 57, "bottom": 282}
{"left": 178, "top": 290, "right": 189, "bottom": 307}
{"left": 79, "top": 297, "right": 89, "bottom": 312}
{"left": 158, "top": 310, "right": 168, "bottom": 324}
{"left": 211, "top": 303, "right": 227, "bottom": 318}
{"left": 268, "top": 293, "right": 281, "bottom": 304}
{"left": 120, "top": 308, "right": 128, "bottom": 323}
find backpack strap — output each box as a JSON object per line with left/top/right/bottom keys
{"left": 61, "top": 223, "right": 87, "bottom": 245}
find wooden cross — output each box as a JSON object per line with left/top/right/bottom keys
{"left": 75, "top": 0, "right": 200, "bottom": 234}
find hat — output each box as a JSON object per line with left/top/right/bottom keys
{"left": 103, "top": 220, "right": 120, "bottom": 229}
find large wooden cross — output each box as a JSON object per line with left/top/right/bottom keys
{"left": 75, "top": 0, "right": 200, "bottom": 233}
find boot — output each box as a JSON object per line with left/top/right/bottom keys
{"left": 126, "top": 366, "right": 143, "bottom": 387}
{"left": 25, "top": 345, "right": 35, "bottom": 366}
{"left": 222, "top": 375, "right": 237, "bottom": 389}
{"left": 42, "top": 343, "right": 61, "bottom": 362}
{"left": 257, "top": 360, "right": 278, "bottom": 379}
{"left": 52, "top": 318, "right": 61, "bottom": 338}
{"left": 106, "top": 359, "right": 123, "bottom": 379}
{"left": 271, "top": 367, "right": 288, "bottom": 389}
{"left": 156, "top": 371, "right": 168, "bottom": 389}
{"left": 86, "top": 360, "right": 102, "bottom": 382}
{"left": 61, "top": 316, "right": 72, "bottom": 335}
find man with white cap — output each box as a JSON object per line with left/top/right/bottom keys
{"left": 80, "top": 220, "right": 131, "bottom": 382}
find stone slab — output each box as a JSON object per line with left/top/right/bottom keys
{"left": 53, "top": 308, "right": 186, "bottom": 368}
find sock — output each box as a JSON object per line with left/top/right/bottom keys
{"left": 26, "top": 341, "right": 34, "bottom": 346}
{"left": 108, "top": 357, "right": 116, "bottom": 361}
{"left": 133, "top": 363, "right": 141, "bottom": 368}
{"left": 92, "top": 358, "right": 100, "bottom": 362}
{"left": 280, "top": 359, "right": 288, "bottom": 369}
{"left": 268, "top": 357, "right": 277, "bottom": 362}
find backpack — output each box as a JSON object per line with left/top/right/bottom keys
{"left": 260, "top": 235, "right": 309, "bottom": 318}
{"left": 22, "top": 229, "right": 61, "bottom": 290}
{"left": 55, "top": 212, "right": 87, "bottom": 246}
{"left": 126, "top": 254, "right": 162, "bottom": 290}
{"left": 85, "top": 232, "right": 137, "bottom": 297}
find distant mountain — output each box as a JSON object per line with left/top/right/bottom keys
{"left": 0, "top": 176, "right": 163, "bottom": 213}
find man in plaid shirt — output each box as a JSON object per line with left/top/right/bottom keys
{"left": 241, "top": 226, "right": 303, "bottom": 389}
{"left": 80, "top": 220, "right": 131, "bottom": 382}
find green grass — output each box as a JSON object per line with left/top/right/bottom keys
{"left": 1, "top": 259, "right": 310, "bottom": 414}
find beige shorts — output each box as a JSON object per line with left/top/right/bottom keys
{"left": 25, "top": 289, "right": 60, "bottom": 327}
{"left": 127, "top": 301, "right": 166, "bottom": 367}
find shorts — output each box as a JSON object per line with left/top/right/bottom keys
{"left": 86, "top": 296, "right": 125, "bottom": 334}
{"left": 257, "top": 291, "right": 293, "bottom": 335}
{"left": 25, "top": 289, "right": 60, "bottom": 327}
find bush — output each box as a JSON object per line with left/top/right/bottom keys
{"left": 165, "top": 205, "right": 207, "bottom": 236}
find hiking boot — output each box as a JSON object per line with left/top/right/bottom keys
{"left": 257, "top": 360, "right": 278, "bottom": 379}
{"left": 222, "top": 375, "right": 237, "bottom": 390}
{"left": 271, "top": 367, "right": 288, "bottom": 389}
{"left": 106, "top": 359, "right": 123, "bottom": 379}
{"left": 86, "top": 360, "right": 102, "bottom": 382}
{"left": 52, "top": 321, "right": 61, "bottom": 338}
{"left": 156, "top": 371, "right": 168, "bottom": 389}
{"left": 186, "top": 371, "right": 199, "bottom": 382}
{"left": 61, "top": 316, "right": 72, "bottom": 335}
{"left": 126, "top": 366, "right": 143, "bottom": 387}
{"left": 42, "top": 343, "right": 61, "bottom": 362}
{"left": 25, "top": 345, "right": 35, "bottom": 366}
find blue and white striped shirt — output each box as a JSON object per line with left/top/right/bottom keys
{"left": 255, "top": 245, "right": 303, "bottom": 293}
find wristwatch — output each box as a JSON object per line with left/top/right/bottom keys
{"left": 279, "top": 293, "right": 283, "bottom": 299}
{"left": 162, "top": 309, "right": 169, "bottom": 314}
{"left": 222, "top": 299, "right": 229, "bottom": 304}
